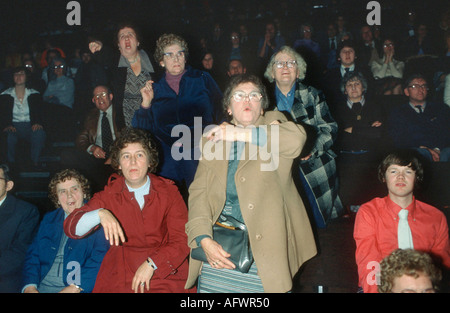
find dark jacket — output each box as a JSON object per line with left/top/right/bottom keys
{"left": 0, "top": 91, "right": 45, "bottom": 129}
{"left": 75, "top": 106, "right": 121, "bottom": 152}
{"left": 0, "top": 195, "right": 40, "bottom": 292}
{"left": 387, "top": 101, "right": 450, "bottom": 150}
{"left": 334, "top": 97, "right": 384, "bottom": 152}
{"left": 22, "top": 207, "right": 109, "bottom": 293}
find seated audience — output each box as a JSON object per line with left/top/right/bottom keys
{"left": 22, "top": 169, "right": 109, "bottom": 293}
{"left": 0, "top": 67, "right": 46, "bottom": 169}
{"left": 387, "top": 74, "right": 450, "bottom": 162}
{"left": 0, "top": 164, "right": 40, "bottom": 292}
{"left": 354, "top": 151, "right": 450, "bottom": 293}
{"left": 378, "top": 249, "right": 442, "bottom": 293}
{"left": 63, "top": 128, "right": 193, "bottom": 293}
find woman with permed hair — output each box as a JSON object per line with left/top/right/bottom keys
{"left": 264, "top": 45, "right": 344, "bottom": 228}
{"left": 132, "top": 33, "right": 223, "bottom": 193}
{"left": 63, "top": 128, "right": 194, "bottom": 293}
{"left": 23, "top": 169, "right": 109, "bottom": 293}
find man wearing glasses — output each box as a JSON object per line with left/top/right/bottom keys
{"left": 0, "top": 164, "right": 40, "bottom": 292}
{"left": 61, "top": 85, "right": 119, "bottom": 192}
{"left": 387, "top": 74, "right": 450, "bottom": 162}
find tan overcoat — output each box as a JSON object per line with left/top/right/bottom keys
{"left": 185, "top": 111, "right": 317, "bottom": 292}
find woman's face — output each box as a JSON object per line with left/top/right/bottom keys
{"left": 271, "top": 52, "right": 299, "bottom": 88}
{"left": 345, "top": 79, "right": 364, "bottom": 101}
{"left": 56, "top": 178, "right": 85, "bottom": 215}
{"left": 383, "top": 40, "right": 395, "bottom": 55}
{"left": 118, "top": 27, "right": 139, "bottom": 58}
{"left": 118, "top": 142, "right": 150, "bottom": 188}
{"left": 227, "top": 82, "right": 263, "bottom": 127}
{"left": 53, "top": 60, "right": 64, "bottom": 78}
{"left": 160, "top": 43, "right": 186, "bottom": 76}
{"left": 13, "top": 70, "right": 26, "bottom": 86}
{"left": 202, "top": 53, "right": 213, "bottom": 70}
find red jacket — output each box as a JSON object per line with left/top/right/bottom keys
{"left": 64, "top": 173, "right": 194, "bottom": 293}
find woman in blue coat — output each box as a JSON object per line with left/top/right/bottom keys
{"left": 132, "top": 33, "right": 223, "bottom": 190}
{"left": 22, "top": 169, "right": 108, "bottom": 293}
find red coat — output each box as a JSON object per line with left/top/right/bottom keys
{"left": 64, "top": 173, "right": 194, "bottom": 293}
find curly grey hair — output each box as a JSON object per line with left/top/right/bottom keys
{"left": 264, "top": 46, "right": 307, "bottom": 83}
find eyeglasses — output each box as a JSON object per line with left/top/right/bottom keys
{"left": 408, "top": 84, "right": 428, "bottom": 90}
{"left": 163, "top": 50, "right": 185, "bottom": 60}
{"left": 231, "top": 36, "right": 239, "bottom": 40}
{"left": 25, "top": 64, "right": 34, "bottom": 68}
{"left": 94, "top": 92, "right": 109, "bottom": 99}
{"left": 53, "top": 65, "right": 65, "bottom": 69}
{"left": 383, "top": 43, "right": 394, "bottom": 48}
{"left": 273, "top": 60, "right": 297, "bottom": 69}
{"left": 232, "top": 91, "right": 262, "bottom": 102}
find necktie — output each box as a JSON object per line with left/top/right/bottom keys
{"left": 398, "top": 209, "right": 414, "bottom": 249}
{"left": 330, "top": 38, "right": 336, "bottom": 50}
{"left": 101, "top": 112, "right": 113, "bottom": 157}
{"left": 416, "top": 105, "right": 423, "bottom": 114}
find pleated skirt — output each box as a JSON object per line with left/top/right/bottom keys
{"left": 197, "top": 262, "right": 264, "bottom": 293}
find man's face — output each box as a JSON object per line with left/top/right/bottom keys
{"left": 227, "top": 60, "right": 246, "bottom": 77}
{"left": 404, "top": 78, "right": 428, "bottom": 104}
{"left": 339, "top": 47, "right": 355, "bottom": 67}
{"left": 361, "top": 26, "right": 373, "bottom": 43}
{"left": 0, "top": 169, "right": 13, "bottom": 201}
{"left": 92, "top": 86, "right": 113, "bottom": 112}
{"left": 384, "top": 164, "right": 416, "bottom": 200}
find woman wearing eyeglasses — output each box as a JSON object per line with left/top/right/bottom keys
{"left": 133, "top": 33, "right": 223, "bottom": 192}
{"left": 185, "top": 74, "right": 316, "bottom": 293}
{"left": 371, "top": 38, "right": 404, "bottom": 95}
{"left": 264, "top": 46, "right": 344, "bottom": 228}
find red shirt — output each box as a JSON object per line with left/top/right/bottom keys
{"left": 354, "top": 196, "right": 450, "bottom": 293}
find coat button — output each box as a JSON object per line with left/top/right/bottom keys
{"left": 248, "top": 203, "right": 254, "bottom": 210}
{"left": 240, "top": 177, "right": 246, "bottom": 182}
{"left": 255, "top": 234, "right": 262, "bottom": 240}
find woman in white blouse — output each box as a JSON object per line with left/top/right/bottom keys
{"left": 371, "top": 38, "right": 405, "bottom": 80}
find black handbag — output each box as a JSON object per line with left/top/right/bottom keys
{"left": 191, "top": 216, "right": 254, "bottom": 273}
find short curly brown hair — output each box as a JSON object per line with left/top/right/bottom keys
{"left": 48, "top": 169, "right": 91, "bottom": 208}
{"left": 109, "top": 127, "right": 159, "bottom": 175}
{"left": 153, "top": 33, "right": 189, "bottom": 64}
{"left": 378, "top": 249, "right": 442, "bottom": 293}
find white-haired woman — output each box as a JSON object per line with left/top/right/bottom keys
{"left": 264, "top": 46, "right": 344, "bottom": 228}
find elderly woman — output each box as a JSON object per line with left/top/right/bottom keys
{"left": 0, "top": 67, "right": 46, "bottom": 168}
{"left": 89, "top": 22, "right": 155, "bottom": 128}
{"left": 264, "top": 46, "right": 344, "bottom": 228}
{"left": 335, "top": 71, "right": 383, "bottom": 157}
{"left": 63, "top": 128, "right": 192, "bottom": 293}
{"left": 132, "top": 33, "right": 223, "bottom": 190}
{"left": 22, "top": 169, "right": 109, "bottom": 293}
{"left": 185, "top": 74, "right": 317, "bottom": 293}
{"left": 334, "top": 71, "right": 384, "bottom": 207}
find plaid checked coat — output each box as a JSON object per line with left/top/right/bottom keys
{"left": 273, "top": 81, "right": 344, "bottom": 225}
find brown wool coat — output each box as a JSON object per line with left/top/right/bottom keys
{"left": 185, "top": 111, "right": 317, "bottom": 292}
